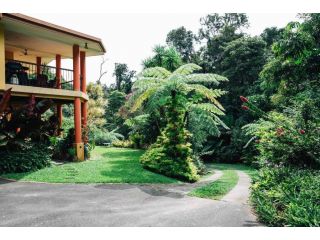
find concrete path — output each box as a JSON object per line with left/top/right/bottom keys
{"left": 222, "top": 171, "right": 251, "bottom": 205}
{"left": 0, "top": 171, "right": 260, "bottom": 227}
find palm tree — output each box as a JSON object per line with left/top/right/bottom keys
{"left": 130, "top": 63, "right": 229, "bottom": 182}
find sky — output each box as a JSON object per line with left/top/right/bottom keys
{"left": 31, "top": 13, "right": 298, "bottom": 86}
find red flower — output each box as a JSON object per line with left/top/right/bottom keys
{"left": 241, "top": 105, "right": 249, "bottom": 111}
{"left": 299, "top": 129, "right": 305, "bottom": 134}
{"left": 16, "top": 127, "right": 21, "bottom": 134}
{"left": 240, "top": 96, "right": 248, "bottom": 103}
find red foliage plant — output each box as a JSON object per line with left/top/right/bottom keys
{"left": 240, "top": 96, "right": 249, "bottom": 103}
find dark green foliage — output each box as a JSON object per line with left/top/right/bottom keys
{"left": 140, "top": 91, "right": 199, "bottom": 182}
{"left": 251, "top": 167, "right": 320, "bottom": 226}
{"left": 198, "top": 13, "right": 249, "bottom": 73}
{"left": 142, "top": 45, "right": 183, "bottom": 71}
{"left": 113, "top": 63, "right": 135, "bottom": 94}
{"left": 104, "top": 90, "right": 126, "bottom": 132}
{"left": 51, "top": 128, "right": 75, "bottom": 161}
{"left": 125, "top": 114, "right": 159, "bottom": 148}
{"left": 207, "top": 36, "right": 267, "bottom": 162}
{"left": 89, "top": 126, "right": 124, "bottom": 146}
{"left": 166, "top": 26, "right": 195, "bottom": 62}
{"left": 260, "top": 27, "right": 284, "bottom": 48}
{"left": 0, "top": 143, "right": 51, "bottom": 174}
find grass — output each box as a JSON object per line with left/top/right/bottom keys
{"left": 207, "top": 163, "right": 258, "bottom": 179}
{"left": 189, "top": 170, "right": 239, "bottom": 200}
{"left": 1, "top": 147, "right": 178, "bottom": 184}
{"left": 189, "top": 163, "right": 258, "bottom": 200}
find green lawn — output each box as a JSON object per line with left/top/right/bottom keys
{"left": 189, "top": 163, "right": 257, "bottom": 200}
{"left": 1, "top": 147, "right": 178, "bottom": 184}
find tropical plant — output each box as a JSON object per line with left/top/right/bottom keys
{"left": 130, "top": 63, "right": 228, "bottom": 181}
{"left": 142, "top": 45, "right": 183, "bottom": 72}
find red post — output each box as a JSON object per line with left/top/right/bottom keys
{"left": 81, "top": 101, "right": 88, "bottom": 143}
{"left": 74, "top": 98, "right": 82, "bottom": 144}
{"left": 80, "top": 51, "right": 86, "bottom": 93}
{"left": 36, "top": 57, "right": 41, "bottom": 77}
{"left": 80, "top": 51, "right": 88, "bottom": 143}
{"left": 73, "top": 44, "right": 84, "bottom": 160}
{"left": 73, "top": 45, "right": 80, "bottom": 91}
{"left": 56, "top": 54, "right": 61, "bottom": 89}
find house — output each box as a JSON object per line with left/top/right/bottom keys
{"left": 0, "top": 13, "right": 106, "bottom": 160}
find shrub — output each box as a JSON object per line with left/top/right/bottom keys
{"left": 90, "top": 129, "right": 124, "bottom": 146}
{"left": 112, "top": 140, "right": 134, "bottom": 148}
{"left": 0, "top": 143, "right": 51, "bottom": 174}
{"left": 140, "top": 144, "right": 199, "bottom": 182}
{"left": 243, "top": 111, "right": 320, "bottom": 168}
{"left": 251, "top": 166, "right": 320, "bottom": 226}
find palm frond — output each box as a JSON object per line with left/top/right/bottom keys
{"left": 173, "top": 63, "right": 202, "bottom": 75}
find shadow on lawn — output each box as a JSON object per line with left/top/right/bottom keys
{"left": 99, "top": 149, "right": 177, "bottom": 184}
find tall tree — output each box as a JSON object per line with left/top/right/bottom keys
{"left": 197, "top": 13, "right": 249, "bottom": 73}
{"left": 142, "top": 45, "right": 183, "bottom": 72}
{"left": 198, "top": 13, "right": 249, "bottom": 41}
{"left": 104, "top": 90, "right": 126, "bottom": 131}
{"left": 113, "top": 63, "right": 135, "bottom": 94}
{"left": 166, "top": 26, "right": 195, "bottom": 62}
{"left": 260, "top": 27, "right": 284, "bottom": 48}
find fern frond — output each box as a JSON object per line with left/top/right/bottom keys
{"left": 131, "top": 87, "right": 157, "bottom": 113}
{"left": 187, "top": 84, "right": 226, "bottom": 110}
{"left": 140, "top": 67, "right": 171, "bottom": 78}
{"left": 185, "top": 74, "right": 228, "bottom": 85}
{"left": 132, "top": 78, "right": 163, "bottom": 90}
{"left": 173, "top": 63, "right": 202, "bottom": 75}
{"left": 192, "top": 103, "right": 225, "bottom": 116}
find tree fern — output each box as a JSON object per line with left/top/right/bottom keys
{"left": 173, "top": 63, "right": 202, "bottom": 75}
{"left": 130, "top": 63, "right": 229, "bottom": 156}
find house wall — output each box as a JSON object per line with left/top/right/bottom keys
{"left": 0, "top": 24, "right": 5, "bottom": 90}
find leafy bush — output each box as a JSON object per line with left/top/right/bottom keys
{"left": 243, "top": 111, "right": 320, "bottom": 168}
{"left": 0, "top": 143, "right": 51, "bottom": 174}
{"left": 90, "top": 127, "right": 124, "bottom": 146}
{"left": 140, "top": 144, "right": 199, "bottom": 182}
{"left": 51, "top": 128, "right": 76, "bottom": 161}
{"left": 251, "top": 166, "right": 320, "bottom": 226}
{"left": 112, "top": 140, "right": 134, "bottom": 148}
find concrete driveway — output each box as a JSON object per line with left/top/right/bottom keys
{"left": 0, "top": 173, "right": 260, "bottom": 227}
